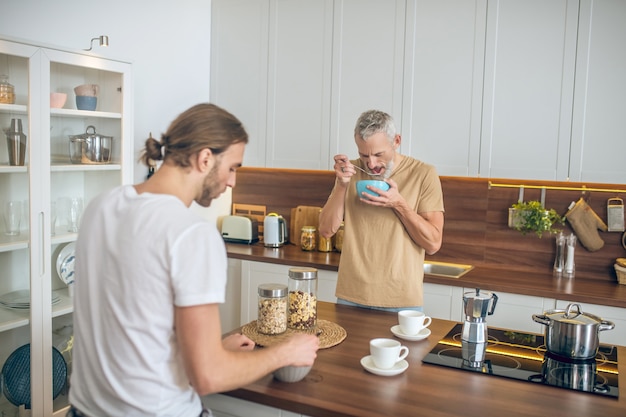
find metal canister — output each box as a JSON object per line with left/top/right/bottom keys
{"left": 300, "top": 226, "right": 317, "bottom": 251}
{"left": 257, "top": 283, "right": 287, "bottom": 335}
{"left": 288, "top": 267, "right": 318, "bottom": 330}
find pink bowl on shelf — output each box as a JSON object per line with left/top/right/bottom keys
{"left": 50, "top": 92, "right": 67, "bottom": 108}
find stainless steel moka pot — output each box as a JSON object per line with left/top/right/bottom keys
{"left": 462, "top": 288, "right": 498, "bottom": 343}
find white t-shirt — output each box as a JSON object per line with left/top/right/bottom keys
{"left": 70, "top": 185, "right": 227, "bottom": 417}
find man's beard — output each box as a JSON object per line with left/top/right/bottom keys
{"left": 196, "top": 162, "right": 221, "bottom": 207}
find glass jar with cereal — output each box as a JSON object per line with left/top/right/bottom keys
{"left": 288, "top": 267, "right": 318, "bottom": 330}
{"left": 257, "top": 283, "right": 288, "bottom": 335}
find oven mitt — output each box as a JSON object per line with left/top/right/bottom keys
{"left": 565, "top": 198, "right": 608, "bottom": 252}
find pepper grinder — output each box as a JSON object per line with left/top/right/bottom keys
{"left": 564, "top": 233, "right": 577, "bottom": 278}
{"left": 553, "top": 232, "right": 565, "bottom": 277}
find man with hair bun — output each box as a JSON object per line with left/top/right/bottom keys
{"left": 69, "top": 103, "right": 319, "bottom": 417}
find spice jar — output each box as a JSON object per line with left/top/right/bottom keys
{"left": 334, "top": 222, "right": 344, "bottom": 252}
{"left": 300, "top": 226, "right": 317, "bottom": 251}
{"left": 0, "top": 75, "right": 15, "bottom": 104}
{"left": 257, "top": 283, "right": 287, "bottom": 335}
{"left": 288, "top": 267, "right": 318, "bottom": 330}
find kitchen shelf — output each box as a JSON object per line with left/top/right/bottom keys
{"left": 0, "top": 165, "right": 28, "bottom": 173}
{"left": 0, "top": 103, "right": 27, "bottom": 114}
{"left": 0, "top": 236, "right": 29, "bottom": 252}
{"left": 51, "top": 163, "right": 122, "bottom": 172}
{"left": 0, "top": 288, "right": 73, "bottom": 333}
{"left": 50, "top": 108, "right": 122, "bottom": 119}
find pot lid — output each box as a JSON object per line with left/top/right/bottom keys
{"left": 544, "top": 303, "right": 603, "bottom": 326}
{"left": 69, "top": 125, "right": 112, "bottom": 140}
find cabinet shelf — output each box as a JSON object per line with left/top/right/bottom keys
{"left": 0, "top": 103, "right": 28, "bottom": 115}
{"left": 51, "top": 108, "right": 122, "bottom": 119}
{"left": 51, "top": 163, "right": 122, "bottom": 172}
{"left": 0, "top": 288, "right": 73, "bottom": 333}
{"left": 0, "top": 236, "right": 28, "bottom": 252}
{"left": 0, "top": 165, "right": 28, "bottom": 174}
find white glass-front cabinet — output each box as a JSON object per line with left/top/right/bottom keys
{"left": 0, "top": 37, "right": 132, "bottom": 417}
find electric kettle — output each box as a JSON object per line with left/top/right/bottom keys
{"left": 264, "top": 213, "right": 287, "bottom": 248}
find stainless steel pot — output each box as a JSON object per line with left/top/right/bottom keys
{"left": 69, "top": 125, "right": 113, "bottom": 164}
{"left": 532, "top": 303, "right": 615, "bottom": 359}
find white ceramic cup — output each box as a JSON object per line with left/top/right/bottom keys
{"left": 398, "top": 310, "right": 432, "bottom": 335}
{"left": 369, "top": 338, "right": 409, "bottom": 369}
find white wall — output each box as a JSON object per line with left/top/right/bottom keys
{"left": 2, "top": 0, "right": 213, "bottom": 185}
{"left": 2, "top": 0, "right": 234, "bottom": 218}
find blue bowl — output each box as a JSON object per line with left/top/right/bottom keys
{"left": 356, "top": 180, "right": 390, "bottom": 197}
{"left": 76, "top": 95, "right": 97, "bottom": 111}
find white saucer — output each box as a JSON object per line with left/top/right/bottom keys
{"left": 360, "top": 355, "right": 408, "bottom": 376}
{"left": 390, "top": 325, "right": 431, "bottom": 341}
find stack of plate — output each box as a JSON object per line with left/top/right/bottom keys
{"left": 0, "top": 289, "right": 60, "bottom": 310}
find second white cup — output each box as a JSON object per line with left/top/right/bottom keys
{"left": 398, "top": 310, "right": 432, "bottom": 335}
{"left": 370, "top": 338, "right": 409, "bottom": 369}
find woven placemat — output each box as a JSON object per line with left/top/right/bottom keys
{"left": 241, "top": 319, "right": 346, "bottom": 349}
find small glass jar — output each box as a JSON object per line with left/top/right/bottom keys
{"left": 257, "top": 283, "right": 287, "bottom": 335}
{"left": 334, "top": 222, "right": 345, "bottom": 252}
{"left": 318, "top": 233, "right": 332, "bottom": 252}
{"left": 288, "top": 267, "right": 318, "bottom": 330}
{"left": 300, "top": 226, "right": 317, "bottom": 251}
{"left": 0, "top": 75, "right": 15, "bottom": 104}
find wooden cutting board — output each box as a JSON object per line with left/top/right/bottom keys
{"left": 289, "top": 205, "right": 322, "bottom": 245}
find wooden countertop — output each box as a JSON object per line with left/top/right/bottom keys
{"left": 224, "top": 302, "right": 625, "bottom": 417}
{"left": 225, "top": 243, "right": 626, "bottom": 309}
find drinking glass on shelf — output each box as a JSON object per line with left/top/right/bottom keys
{"left": 68, "top": 197, "right": 83, "bottom": 233}
{"left": 51, "top": 201, "right": 57, "bottom": 236}
{"left": 3, "top": 200, "right": 22, "bottom": 236}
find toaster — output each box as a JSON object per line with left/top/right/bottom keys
{"left": 221, "top": 215, "right": 259, "bottom": 244}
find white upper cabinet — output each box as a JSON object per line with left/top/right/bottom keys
{"left": 403, "top": 0, "right": 487, "bottom": 176}
{"left": 267, "top": 0, "right": 334, "bottom": 169}
{"left": 211, "top": 0, "right": 626, "bottom": 183}
{"left": 210, "top": 0, "right": 270, "bottom": 169}
{"left": 569, "top": 0, "right": 626, "bottom": 183}
{"left": 329, "top": 0, "right": 406, "bottom": 160}
{"left": 479, "top": 0, "right": 579, "bottom": 180}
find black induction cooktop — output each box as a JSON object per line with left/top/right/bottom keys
{"left": 422, "top": 323, "right": 618, "bottom": 398}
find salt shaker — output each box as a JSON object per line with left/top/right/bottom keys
{"left": 564, "top": 233, "right": 577, "bottom": 278}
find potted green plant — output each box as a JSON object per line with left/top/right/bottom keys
{"left": 508, "top": 200, "right": 564, "bottom": 238}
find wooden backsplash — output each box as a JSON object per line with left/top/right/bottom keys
{"left": 232, "top": 167, "right": 626, "bottom": 283}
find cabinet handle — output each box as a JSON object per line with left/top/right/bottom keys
{"left": 39, "top": 211, "right": 45, "bottom": 275}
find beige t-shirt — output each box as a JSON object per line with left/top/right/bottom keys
{"left": 335, "top": 156, "right": 444, "bottom": 307}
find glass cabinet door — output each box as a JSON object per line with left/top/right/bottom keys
{"left": 0, "top": 39, "right": 37, "bottom": 417}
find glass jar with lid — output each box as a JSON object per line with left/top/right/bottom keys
{"left": 257, "top": 283, "right": 288, "bottom": 335}
{"left": 334, "top": 222, "right": 345, "bottom": 252}
{"left": 300, "top": 226, "right": 317, "bottom": 251}
{"left": 0, "top": 74, "right": 15, "bottom": 104}
{"left": 288, "top": 267, "right": 318, "bottom": 330}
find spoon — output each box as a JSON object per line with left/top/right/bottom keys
{"left": 351, "top": 164, "right": 381, "bottom": 176}
{"left": 344, "top": 162, "right": 388, "bottom": 178}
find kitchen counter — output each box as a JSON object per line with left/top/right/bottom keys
{"left": 225, "top": 243, "right": 626, "bottom": 309}
{"left": 223, "top": 302, "right": 625, "bottom": 417}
